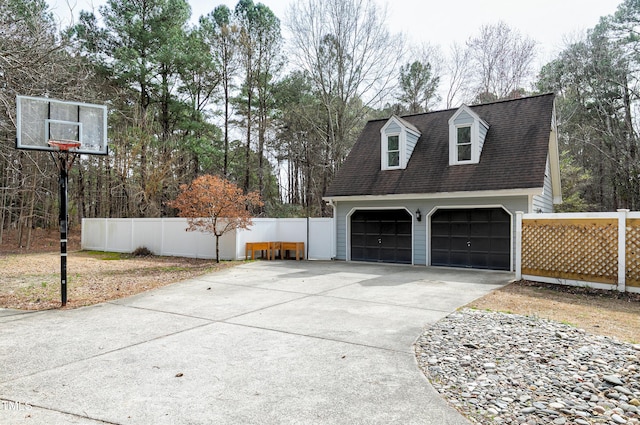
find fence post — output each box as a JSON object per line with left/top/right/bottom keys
{"left": 515, "top": 211, "right": 523, "bottom": 279}
{"left": 160, "top": 218, "right": 165, "bottom": 256}
{"left": 618, "top": 209, "right": 629, "bottom": 292}
{"left": 103, "top": 218, "right": 108, "bottom": 251}
{"left": 130, "top": 218, "right": 135, "bottom": 253}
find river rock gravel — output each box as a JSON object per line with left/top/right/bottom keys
{"left": 415, "top": 308, "right": 640, "bottom": 425}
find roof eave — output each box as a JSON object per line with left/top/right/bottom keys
{"left": 323, "top": 188, "right": 543, "bottom": 203}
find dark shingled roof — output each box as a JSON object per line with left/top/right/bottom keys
{"left": 325, "top": 93, "right": 555, "bottom": 197}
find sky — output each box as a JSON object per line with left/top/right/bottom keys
{"left": 50, "top": 0, "right": 624, "bottom": 64}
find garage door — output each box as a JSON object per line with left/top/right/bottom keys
{"left": 431, "top": 208, "right": 511, "bottom": 270}
{"left": 351, "top": 209, "right": 412, "bottom": 264}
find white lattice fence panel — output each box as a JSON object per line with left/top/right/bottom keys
{"left": 627, "top": 219, "right": 640, "bottom": 287}
{"left": 522, "top": 219, "right": 618, "bottom": 285}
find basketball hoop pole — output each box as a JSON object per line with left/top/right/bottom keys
{"left": 48, "top": 141, "right": 80, "bottom": 307}
{"left": 58, "top": 154, "right": 69, "bottom": 306}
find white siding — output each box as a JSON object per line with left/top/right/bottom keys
{"left": 406, "top": 131, "right": 419, "bottom": 164}
{"left": 532, "top": 156, "right": 553, "bottom": 213}
{"left": 453, "top": 111, "right": 474, "bottom": 126}
{"left": 478, "top": 123, "right": 488, "bottom": 152}
{"left": 385, "top": 121, "right": 401, "bottom": 133}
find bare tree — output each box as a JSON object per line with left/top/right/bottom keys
{"left": 286, "top": 0, "right": 404, "bottom": 202}
{"left": 466, "top": 21, "right": 537, "bottom": 102}
{"left": 445, "top": 42, "right": 473, "bottom": 108}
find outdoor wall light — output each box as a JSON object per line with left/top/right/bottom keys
{"left": 416, "top": 209, "right": 422, "bottom": 222}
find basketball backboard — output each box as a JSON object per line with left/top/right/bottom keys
{"left": 16, "top": 95, "right": 108, "bottom": 155}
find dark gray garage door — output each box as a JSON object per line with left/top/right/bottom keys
{"left": 351, "top": 209, "right": 412, "bottom": 264}
{"left": 431, "top": 208, "right": 511, "bottom": 270}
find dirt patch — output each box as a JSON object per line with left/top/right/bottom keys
{"left": 0, "top": 250, "right": 239, "bottom": 310}
{"left": 467, "top": 280, "right": 640, "bottom": 343}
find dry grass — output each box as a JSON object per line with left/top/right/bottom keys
{"left": 467, "top": 280, "right": 640, "bottom": 343}
{"left": 0, "top": 250, "right": 239, "bottom": 310}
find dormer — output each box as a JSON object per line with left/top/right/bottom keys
{"left": 380, "top": 115, "right": 421, "bottom": 170}
{"left": 448, "top": 105, "right": 489, "bottom": 165}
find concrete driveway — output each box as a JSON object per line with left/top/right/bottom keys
{"left": 0, "top": 261, "right": 511, "bottom": 425}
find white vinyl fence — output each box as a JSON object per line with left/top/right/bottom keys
{"left": 81, "top": 217, "right": 334, "bottom": 261}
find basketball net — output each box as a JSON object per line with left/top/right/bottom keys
{"left": 48, "top": 140, "right": 81, "bottom": 171}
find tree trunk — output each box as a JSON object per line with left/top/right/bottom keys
{"left": 244, "top": 87, "right": 252, "bottom": 193}
{"left": 223, "top": 78, "right": 230, "bottom": 177}
{"left": 215, "top": 233, "right": 220, "bottom": 264}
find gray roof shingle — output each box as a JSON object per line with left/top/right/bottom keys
{"left": 325, "top": 93, "right": 555, "bottom": 197}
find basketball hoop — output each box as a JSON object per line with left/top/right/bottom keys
{"left": 16, "top": 95, "right": 108, "bottom": 308}
{"left": 48, "top": 140, "right": 82, "bottom": 151}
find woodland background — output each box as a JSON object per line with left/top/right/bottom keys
{"left": 2, "top": 0, "right": 640, "bottom": 248}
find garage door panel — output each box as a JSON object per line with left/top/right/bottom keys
{"left": 451, "top": 211, "right": 468, "bottom": 222}
{"left": 470, "top": 223, "right": 490, "bottom": 236}
{"left": 450, "top": 237, "right": 468, "bottom": 250}
{"left": 379, "top": 247, "right": 396, "bottom": 258}
{"left": 351, "top": 247, "right": 365, "bottom": 261}
{"left": 451, "top": 223, "right": 467, "bottom": 233}
{"left": 489, "top": 254, "right": 510, "bottom": 268}
{"left": 450, "top": 251, "right": 468, "bottom": 266}
{"left": 491, "top": 223, "right": 510, "bottom": 234}
{"left": 470, "top": 253, "right": 489, "bottom": 268}
{"left": 351, "top": 209, "right": 412, "bottom": 264}
{"left": 431, "top": 223, "right": 449, "bottom": 236}
{"left": 431, "top": 251, "right": 449, "bottom": 265}
{"left": 397, "top": 222, "right": 412, "bottom": 234}
{"left": 365, "top": 235, "right": 380, "bottom": 246}
{"left": 351, "top": 221, "right": 365, "bottom": 233}
{"left": 380, "top": 221, "right": 395, "bottom": 234}
{"left": 396, "top": 234, "right": 412, "bottom": 244}
{"left": 430, "top": 208, "right": 510, "bottom": 271}
{"left": 395, "top": 248, "right": 413, "bottom": 264}
{"left": 365, "top": 247, "right": 378, "bottom": 259}
{"left": 365, "top": 221, "right": 379, "bottom": 233}
{"left": 470, "top": 237, "right": 490, "bottom": 251}
{"left": 471, "top": 209, "right": 491, "bottom": 222}
{"left": 491, "top": 237, "right": 510, "bottom": 251}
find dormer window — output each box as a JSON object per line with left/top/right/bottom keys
{"left": 456, "top": 126, "right": 472, "bottom": 161}
{"left": 448, "top": 105, "right": 489, "bottom": 166}
{"left": 380, "top": 116, "right": 421, "bottom": 170}
{"left": 387, "top": 135, "right": 400, "bottom": 167}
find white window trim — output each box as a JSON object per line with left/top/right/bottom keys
{"left": 381, "top": 131, "right": 405, "bottom": 170}
{"left": 450, "top": 121, "right": 479, "bottom": 165}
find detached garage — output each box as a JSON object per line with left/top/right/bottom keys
{"left": 324, "top": 94, "right": 563, "bottom": 271}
